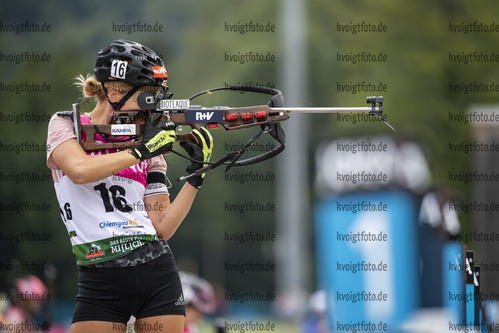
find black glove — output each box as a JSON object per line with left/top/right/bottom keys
{"left": 130, "top": 119, "right": 176, "bottom": 162}
{"left": 180, "top": 127, "right": 213, "bottom": 189}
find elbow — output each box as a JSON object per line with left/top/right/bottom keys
{"left": 157, "top": 230, "right": 175, "bottom": 242}
{"left": 155, "top": 223, "right": 177, "bottom": 241}
{"left": 68, "top": 166, "right": 92, "bottom": 184}
{"left": 153, "top": 217, "right": 181, "bottom": 242}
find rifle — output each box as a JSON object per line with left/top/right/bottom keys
{"left": 72, "top": 85, "right": 390, "bottom": 180}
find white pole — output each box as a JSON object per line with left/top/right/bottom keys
{"left": 275, "top": 0, "right": 310, "bottom": 318}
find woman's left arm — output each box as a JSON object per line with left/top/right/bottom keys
{"left": 145, "top": 127, "right": 212, "bottom": 240}
{"left": 145, "top": 183, "right": 198, "bottom": 241}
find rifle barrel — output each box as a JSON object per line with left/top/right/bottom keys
{"left": 271, "top": 107, "right": 380, "bottom": 114}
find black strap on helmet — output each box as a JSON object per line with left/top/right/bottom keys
{"left": 101, "top": 84, "right": 140, "bottom": 111}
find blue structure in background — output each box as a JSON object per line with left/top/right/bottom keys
{"left": 313, "top": 136, "right": 493, "bottom": 332}
{"left": 316, "top": 190, "right": 420, "bottom": 331}
{"left": 442, "top": 242, "right": 465, "bottom": 324}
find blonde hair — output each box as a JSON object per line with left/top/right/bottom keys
{"left": 74, "top": 74, "right": 107, "bottom": 102}
{"left": 74, "top": 74, "right": 160, "bottom": 103}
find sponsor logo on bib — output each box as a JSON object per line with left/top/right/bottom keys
{"left": 86, "top": 243, "right": 105, "bottom": 259}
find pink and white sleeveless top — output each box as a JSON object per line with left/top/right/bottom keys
{"left": 46, "top": 112, "right": 167, "bottom": 266}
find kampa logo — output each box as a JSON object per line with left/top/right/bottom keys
{"left": 111, "top": 124, "right": 136, "bottom": 135}
{"left": 196, "top": 111, "right": 214, "bottom": 121}
{"left": 152, "top": 66, "right": 168, "bottom": 78}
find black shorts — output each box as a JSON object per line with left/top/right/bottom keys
{"left": 72, "top": 250, "right": 185, "bottom": 324}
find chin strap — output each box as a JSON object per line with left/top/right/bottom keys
{"left": 102, "top": 84, "right": 140, "bottom": 111}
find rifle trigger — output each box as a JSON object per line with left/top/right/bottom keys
{"left": 162, "top": 111, "right": 171, "bottom": 122}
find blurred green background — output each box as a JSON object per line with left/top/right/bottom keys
{"left": 0, "top": 0, "right": 498, "bottom": 329}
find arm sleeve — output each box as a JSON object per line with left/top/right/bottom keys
{"left": 148, "top": 155, "right": 167, "bottom": 173}
{"left": 46, "top": 113, "right": 77, "bottom": 170}
{"left": 144, "top": 155, "right": 169, "bottom": 197}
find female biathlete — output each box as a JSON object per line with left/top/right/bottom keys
{"left": 46, "top": 40, "right": 213, "bottom": 333}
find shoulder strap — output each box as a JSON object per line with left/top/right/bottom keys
{"left": 56, "top": 111, "right": 74, "bottom": 122}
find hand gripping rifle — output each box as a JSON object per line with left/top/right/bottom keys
{"left": 72, "top": 85, "right": 391, "bottom": 181}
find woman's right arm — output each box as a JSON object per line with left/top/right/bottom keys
{"left": 48, "top": 112, "right": 174, "bottom": 185}
{"left": 51, "top": 139, "right": 140, "bottom": 184}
